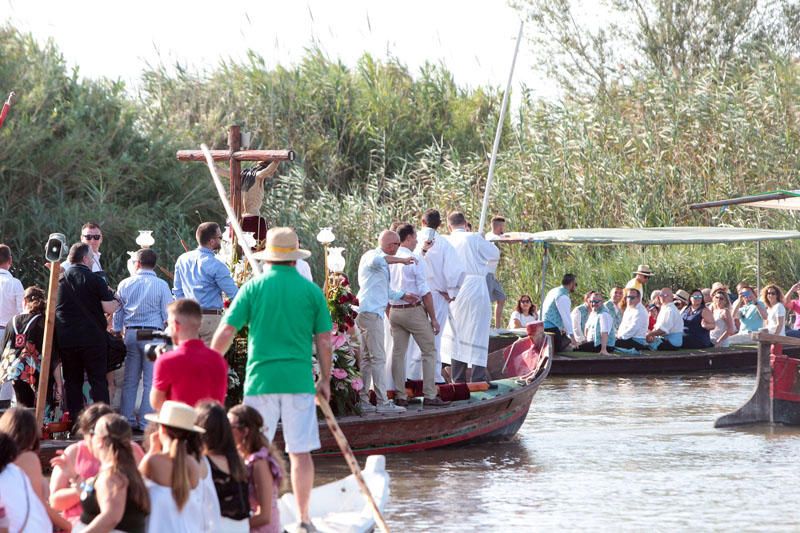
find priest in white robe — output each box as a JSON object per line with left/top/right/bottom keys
{"left": 440, "top": 211, "right": 500, "bottom": 383}
{"left": 405, "top": 209, "right": 465, "bottom": 383}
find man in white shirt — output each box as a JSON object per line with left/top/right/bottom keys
{"left": 541, "top": 274, "right": 579, "bottom": 352}
{"left": 615, "top": 288, "right": 650, "bottom": 350}
{"left": 405, "top": 209, "right": 464, "bottom": 383}
{"left": 646, "top": 287, "right": 684, "bottom": 350}
{"left": 484, "top": 215, "right": 507, "bottom": 328}
{"left": 387, "top": 224, "right": 449, "bottom": 407}
{"left": 571, "top": 292, "right": 592, "bottom": 344}
{"left": 0, "top": 244, "right": 24, "bottom": 403}
{"left": 295, "top": 257, "right": 313, "bottom": 282}
{"left": 62, "top": 222, "right": 105, "bottom": 276}
{"left": 441, "top": 212, "right": 501, "bottom": 384}
{"left": 577, "top": 292, "right": 615, "bottom": 355}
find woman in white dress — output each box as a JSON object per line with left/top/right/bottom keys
{"left": 762, "top": 284, "right": 787, "bottom": 336}
{"left": 709, "top": 288, "right": 736, "bottom": 347}
{"left": 508, "top": 295, "right": 538, "bottom": 329}
{"left": 0, "top": 432, "right": 51, "bottom": 532}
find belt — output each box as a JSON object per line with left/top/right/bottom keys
{"left": 390, "top": 302, "right": 422, "bottom": 309}
{"left": 127, "top": 326, "right": 160, "bottom": 330}
{"left": 201, "top": 309, "right": 224, "bottom": 315}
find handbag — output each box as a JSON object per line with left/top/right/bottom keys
{"left": 63, "top": 276, "right": 126, "bottom": 372}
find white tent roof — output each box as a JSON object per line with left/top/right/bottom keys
{"left": 501, "top": 227, "right": 800, "bottom": 246}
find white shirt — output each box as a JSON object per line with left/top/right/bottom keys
{"left": 484, "top": 231, "right": 504, "bottom": 274}
{"left": 585, "top": 310, "right": 612, "bottom": 341}
{"left": 618, "top": 303, "right": 649, "bottom": 339}
{"left": 295, "top": 258, "right": 313, "bottom": 282}
{"left": 445, "top": 229, "right": 500, "bottom": 277}
{"left": 571, "top": 306, "right": 587, "bottom": 342}
{"left": 508, "top": 310, "right": 538, "bottom": 329}
{"left": 416, "top": 228, "right": 464, "bottom": 298}
{"left": 62, "top": 250, "right": 102, "bottom": 273}
{"left": 0, "top": 463, "right": 51, "bottom": 532}
{"left": 389, "top": 246, "right": 430, "bottom": 305}
{"left": 654, "top": 302, "right": 684, "bottom": 335}
{"left": 767, "top": 303, "right": 786, "bottom": 336}
{"left": 0, "top": 268, "right": 24, "bottom": 328}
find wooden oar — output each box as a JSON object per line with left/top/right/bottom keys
{"left": 199, "top": 144, "right": 390, "bottom": 532}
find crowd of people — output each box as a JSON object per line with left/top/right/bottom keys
{"left": 540, "top": 265, "right": 800, "bottom": 354}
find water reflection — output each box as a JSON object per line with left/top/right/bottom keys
{"left": 315, "top": 374, "right": 800, "bottom": 531}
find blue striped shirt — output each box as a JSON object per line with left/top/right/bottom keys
{"left": 173, "top": 247, "right": 239, "bottom": 309}
{"left": 112, "top": 269, "right": 174, "bottom": 331}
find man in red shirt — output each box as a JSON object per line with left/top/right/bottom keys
{"left": 150, "top": 299, "right": 227, "bottom": 411}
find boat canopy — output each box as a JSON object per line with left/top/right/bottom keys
{"left": 689, "top": 189, "right": 800, "bottom": 211}
{"left": 501, "top": 226, "right": 800, "bottom": 246}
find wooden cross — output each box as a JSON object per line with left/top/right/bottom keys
{"left": 176, "top": 124, "right": 294, "bottom": 223}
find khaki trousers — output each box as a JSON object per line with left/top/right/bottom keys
{"left": 199, "top": 314, "right": 222, "bottom": 346}
{"left": 355, "top": 312, "right": 389, "bottom": 405}
{"left": 389, "top": 305, "right": 437, "bottom": 400}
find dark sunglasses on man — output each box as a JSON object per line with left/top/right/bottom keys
{"left": 82, "top": 234, "right": 102, "bottom": 240}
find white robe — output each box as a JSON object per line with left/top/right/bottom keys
{"left": 440, "top": 229, "right": 500, "bottom": 367}
{"left": 405, "top": 229, "right": 465, "bottom": 381}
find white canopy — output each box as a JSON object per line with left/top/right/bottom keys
{"left": 501, "top": 227, "right": 800, "bottom": 246}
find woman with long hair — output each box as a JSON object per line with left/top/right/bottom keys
{"left": 73, "top": 414, "right": 149, "bottom": 532}
{"left": 228, "top": 405, "right": 285, "bottom": 533}
{"left": 196, "top": 402, "right": 250, "bottom": 532}
{"left": 139, "top": 400, "right": 206, "bottom": 532}
{"left": 681, "top": 289, "right": 715, "bottom": 349}
{"left": 0, "top": 431, "right": 51, "bottom": 531}
{"left": 709, "top": 288, "right": 736, "bottom": 348}
{"left": 0, "top": 286, "right": 54, "bottom": 407}
{"left": 508, "top": 295, "right": 538, "bottom": 329}
{"left": 762, "top": 284, "right": 787, "bottom": 336}
{"left": 0, "top": 407, "right": 70, "bottom": 531}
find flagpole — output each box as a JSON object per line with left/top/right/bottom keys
{"left": 477, "top": 21, "right": 524, "bottom": 235}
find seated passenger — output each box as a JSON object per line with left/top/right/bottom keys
{"left": 701, "top": 288, "right": 712, "bottom": 306}
{"left": 508, "top": 295, "right": 538, "bottom": 329}
{"left": 576, "top": 292, "right": 615, "bottom": 355}
{"left": 615, "top": 289, "right": 649, "bottom": 351}
{"left": 674, "top": 289, "right": 690, "bottom": 312}
{"left": 727, "top": 283, "right": 767, "bottom": 344}
{"left": 763, "top": 284, "right": 786, "bottom": 336}
{"left": 571, "top": 292, "right": 592, "bottom": 344}
{"left": 783, "top": 281, "right": 800, "bottom": 338}
{"left": 646, "top": 288, "right": 684, "bottom": 350}
{"left": 603, "top": 286, "right": 623, "bottom": 331}
{"left": 681, "top": 289, "right": 714, "bottom": 349}
{"left": 647, "top": 290, "right": 661, "bottom": 330}
{"left": 709, "top": 287, "right": 736, "bottom": 347}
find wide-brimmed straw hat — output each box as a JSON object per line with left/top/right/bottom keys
{"left": 674, "top": 289, "right": 690, "bottom": 304}
{"left": 144, "top": 401, "right": 205, "bottom": 433}
{"left": 711, "top": 282, "right": 728, "bottom": 294}
{"left": 633, "top": 264, "right": 654, "bottom": 277}
{"left": 252, "top": 227, "right": 311, "bottom": 262}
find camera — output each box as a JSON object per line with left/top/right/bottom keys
{"left": 135, "top": 329, "right": 174, "bottom": 361}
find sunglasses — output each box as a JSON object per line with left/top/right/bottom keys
{"left": 767, "top": 291, "right": 778, "bottom": 295}
{"left": 82, "top": 234, "right": 101, "bottom": 241}
{"left": 625, "top": 295, "right": 638, "bottom": 299}
{"left": 520, "top": 300, "right": 531, "bottom": 304}
{"left": 691, "top": 295, "right": 703, "bottom": 300}
{"left": 590, "top": 299, "right": 603, "bottom": 304}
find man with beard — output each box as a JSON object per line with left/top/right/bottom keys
{"left": 173, "top": 222, "right": 238, "bottom": 344}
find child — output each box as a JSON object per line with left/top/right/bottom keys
{"left": 227, "top": 405, "right": 285, "bottom": 533}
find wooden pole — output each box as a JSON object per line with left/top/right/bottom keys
{"left": 228, "top": 125, "right": 243, "bottom": 224}
{"left": 35, "top": 261, "right": 60, "bottom": 429}
{"left": 316, "top": 395, "right": 390, "bottom": 533}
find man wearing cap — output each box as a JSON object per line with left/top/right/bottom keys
{"left": 626, "top": 264, "right": 654, "bottom": 295}
{"left": 173, "top": 222, "right": 238, "bottom": 344}
{"left": 484, "top": 215, "right": 507, "bottom": 329}
{"left": 211, "top": 227, "right": 332, "bottom": 531}
{"left": 646, "top": 287, "right": 684, "bottom": 350}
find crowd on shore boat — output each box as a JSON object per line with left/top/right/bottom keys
{"left": 541, "top": 265, "right": 799, "bottom": 355}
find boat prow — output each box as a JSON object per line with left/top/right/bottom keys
{"left": 279, "top": 454, "right": 390, "bottom": 533}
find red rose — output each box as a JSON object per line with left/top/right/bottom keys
{"left": 352, "top": 297, "right": 359, "bottom": 306}
{"left": 338, "top": 295, "right": 348, "bottom": 304}
{"left": 341, "top": 276, "right": 350, "bottom": 287}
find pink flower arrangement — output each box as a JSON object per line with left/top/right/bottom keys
{"left": 350, "top": 377, "right": 364, "bottom": 392}
{"left": 332, "top": 368, "right": 348, "bottom": 380}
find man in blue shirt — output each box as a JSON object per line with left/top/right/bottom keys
{"left": 173, "top": 222, "right": 238, "bottom": 343}
{"left": 355, "top": 230, "right": 416, "bottom": 413}
{"left": 113, "top": 248, "right": 174, "bottom": 431}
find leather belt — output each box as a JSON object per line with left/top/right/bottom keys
{"left": 201, "top": 309, "right": 224, "bottom": 315}
{"left": 127, "top": 326, "right": 160, "bottom": 330}
{"left": 390, "top": 302, "right": 422, "bottom": 309}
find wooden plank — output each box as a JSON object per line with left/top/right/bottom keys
{"left": 750, "top": 331, "right": 800, "bottom": 346}
{"left": 228, "top": 125, "right": 242, "bottom": 223}
{"left": 35, "top": 261, "right": 60, "bottom": 428}
{"left": 176, "top": 149, "right": 295, "bottom": 162}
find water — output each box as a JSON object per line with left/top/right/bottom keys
{"left": 315, "top": 374, "right": 800, "bottom": 531}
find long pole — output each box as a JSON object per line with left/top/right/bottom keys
{"left": 200, "top": 144, "right": 389, "bottom": 531}
{"left": 539, "top": 243, "right": 549, "bottom": 312}
{"left": 756, "top": 240, "right": 761, "bottom": 295}
{"left": 35, "top": 261, "right": 60, "bottom": 429}
{"left": 477, "top": 21, "right": 524, "bottom": 235}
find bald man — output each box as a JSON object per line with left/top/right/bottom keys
{"left": 355, "top": 230, "right": 417, "bottom": 413}
{"left": 646, "top": 287, "right": 684, "bottom": 350}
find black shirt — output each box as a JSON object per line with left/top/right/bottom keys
{"left": 55, "top": 264, "right": 115, "bottom": 348}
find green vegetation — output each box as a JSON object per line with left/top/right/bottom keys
{"left": 3, "top": 1, "right": 800, "bottom": 322}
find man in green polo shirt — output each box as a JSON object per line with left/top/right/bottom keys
{"left": 211, "top": 227, "right": 332, "bottom": 533}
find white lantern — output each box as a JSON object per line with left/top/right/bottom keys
{"left": 135, "top": 230, "right": 155, "bottom": 248}
{"left": 316, "top": 227, "right": 335, "bottom": 245}
{"left": 327, "top": 247, "right": 346, "bottom": 273}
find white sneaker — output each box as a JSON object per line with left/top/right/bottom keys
{"left": 358, "top": 401, "right": 377, "bottom": 413}
{"left": 376, "top": 401, "right": 406, "bottom": 413}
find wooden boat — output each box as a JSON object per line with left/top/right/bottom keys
{"left": 278, "top": 454, "right": 390, "bottom": 533}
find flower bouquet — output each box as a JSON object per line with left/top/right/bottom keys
{"left": 325, "top": 274, "right": 363, "bottom": 416}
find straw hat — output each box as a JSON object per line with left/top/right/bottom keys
{"left": 144, "top": 401, "right": 205, "bottom": 433}
{"left": 252, "top": 227, "right": 311, "bottom": 262}
{"left": 633, "top": 264, "right": 654, "bottom": 277}
{"left": 674, "top": 289, "right": 690, "bottom": 304}
{"left": 711, "top": 282, "right": 728, "bottom": 294}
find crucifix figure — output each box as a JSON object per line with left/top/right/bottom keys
{"left": 176, "top": 124, "right": 294, "bottom": 239}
